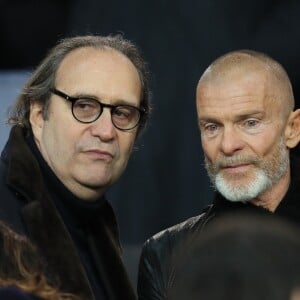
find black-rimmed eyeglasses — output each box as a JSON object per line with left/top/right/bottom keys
{"left": 51, "top": 88, "right": 145, "bottom": 131}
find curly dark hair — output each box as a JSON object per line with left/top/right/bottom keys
{"left": 0, "top": 221, "right": 77, "bottom": 300}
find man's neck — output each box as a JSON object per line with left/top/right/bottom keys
{"left": 250, "top": 169, "right": 291, "bottom": 212}
{"left": 62, "top": 178, "right": 106, "bottom": 202}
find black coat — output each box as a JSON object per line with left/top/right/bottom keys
{"left": 0, "top": 287, "right": 41, "bottom": 300}
{"left": 0, "top": 125, "right": 136, "bottom": 300}
{"left": 137, "top": 155, "right": 300, "bottom": 300}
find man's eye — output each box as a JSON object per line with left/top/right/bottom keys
{"left": 206, "top": 124, "right": 218, "bottom": 132}
{"left": 114, "top": 109, "right": 129, "bottom": 118}
{"left": 245, "top": 119, "right": 259, "bottom": 127}
{"left": 203, "top": 123, "right": 219, "bottom": 137}
{"left": 240, "top": 119, "right": 265, "bottom": 134}
{"left": 114, "top": 107, "right": 135, "bottom": 119}
{"left": 75, "top": 99, "right": 98, "bottom": 110}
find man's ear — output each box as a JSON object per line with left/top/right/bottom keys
{"left": 285, "top": 109, "right": 300, "bottom": 149}
{"left": 29, "top": 101, "right": 44, "bottom": 139}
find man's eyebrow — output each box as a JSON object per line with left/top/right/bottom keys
{"left": 199, "top": 111, "right": 265, "bottom": 121}
{"left": 198, "top": 115, "right": 221, "bottom": 122}
{"left": 198, "top": 117, "right": 220, "bottom": 125}
{"left": 68, "top": 91, "right": 99, "bottom": 99}
{"left": 69, "top": 92, "right": 139, "bottom": 106}
{"left": 113, "top": 99, "right": 140, "bottom": 107}
{"left": 234, "top": 111, "right": 265, "bottom": 120}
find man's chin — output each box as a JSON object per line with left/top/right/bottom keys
{"left": 214, "top": 175, "right": 263, "bottom": 203}
{"left": 81, "top": 177, "right": 113, "bottom": 189}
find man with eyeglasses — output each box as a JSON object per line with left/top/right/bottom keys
{"left": 0, "top": 35, "right": 151, "bottom": 300}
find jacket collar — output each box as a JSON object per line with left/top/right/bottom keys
{"left": 274, "top": 155, "right": 300, "bottom": 225}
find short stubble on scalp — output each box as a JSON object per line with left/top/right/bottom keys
{"left": 197, "top": 49, "right": 295, "bottom": 119}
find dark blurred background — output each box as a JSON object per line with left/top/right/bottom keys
{"left": 1, "top": 0, "right": 300, "bottom": 286}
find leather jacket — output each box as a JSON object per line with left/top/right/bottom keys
{"left": 137, "top": 155, "right": 300, "bottom": 300}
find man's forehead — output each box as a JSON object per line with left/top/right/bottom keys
{"left": 199, "top": 60, "right": 269, "bottom": 89}
{"left": 196, "top": 70, "right": 284, "bottom": 119}
{"left": 57, "top": 47, "right": 123, "bottom": 71}
{"left": 54, "top": 47, "right": 140, "bottom": 90}
{"left": 197, "top": 68, "right": 269, "bottom": 102}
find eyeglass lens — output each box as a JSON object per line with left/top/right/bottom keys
{"left": 72, "top": 98, "right": 141, "bottom": 129}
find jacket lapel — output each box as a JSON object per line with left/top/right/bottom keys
{"left": 22, "top": 200, "right": 95, "bottom": 300}
{"left": 6, "top": 126, "right": 94, "bottom": 300}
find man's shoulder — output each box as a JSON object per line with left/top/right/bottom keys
{"left": 143, "top": 205, "right": 214, "bottom": 258}
{"left": 137, "top": 206, "right": 214, "bottom": 298}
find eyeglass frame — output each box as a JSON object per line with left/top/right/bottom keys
{"left": 50, "top": 88, "right": 146, "bottom": 131}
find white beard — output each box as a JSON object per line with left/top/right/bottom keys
{"left": 214, "top": 169, "right": 272, "bottom": 202}
{"left": 205, "top": 137, "right": 289, "bottom": 202}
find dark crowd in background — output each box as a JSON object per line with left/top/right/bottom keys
{"left": 1, "top": 0, "right": 300, "bottom": 247}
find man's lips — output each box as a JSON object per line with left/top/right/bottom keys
{"left": 83, "top": 149, "right": 114, "bottom": 160}
{"left": 221, "top": 163, "right": 252, "bottom": 173}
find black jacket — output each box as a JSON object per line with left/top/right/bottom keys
{"left": 137, "top": 155, "right": 300, "bottom": 300}
{"left": 0, "top": 287, "right": 41, "bottom": 300}
{"left": 0, "top": 125, "right": 136, "bottom": 300}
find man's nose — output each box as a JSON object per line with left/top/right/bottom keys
{"left": 90, "top": 108, "right": 116, "bottom": 141}
{"left": 220, "top": 126, "right": 244, "bottom": 155}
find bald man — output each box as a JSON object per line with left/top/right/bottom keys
{"left": 137, "top": 50, "right": 300, "bottom": 300}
